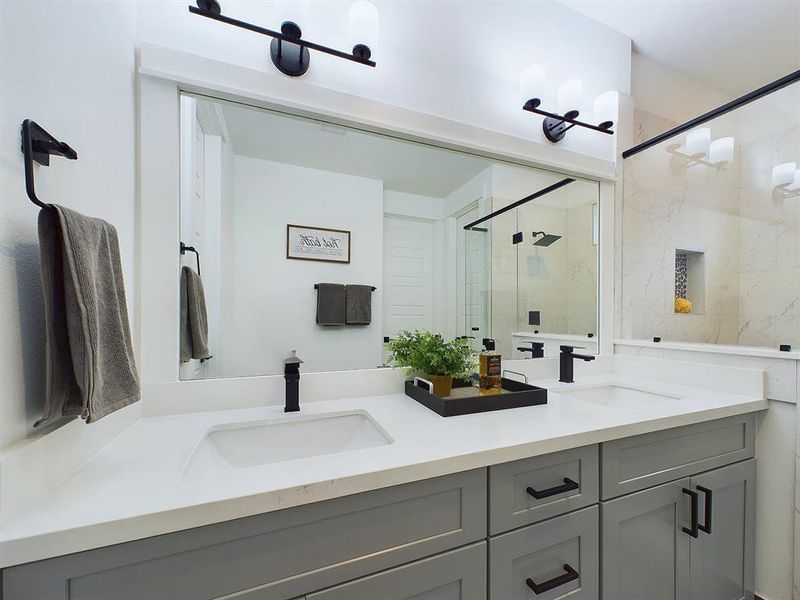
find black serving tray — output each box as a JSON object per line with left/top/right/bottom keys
{"left": 404, "top": 378, "right": 548, "bottom": 417}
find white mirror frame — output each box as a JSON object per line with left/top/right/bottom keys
{"left": 137, "top": 43, "right": 617, "bottom": 389}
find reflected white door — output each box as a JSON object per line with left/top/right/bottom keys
{"left": 383, "top": 217, "right": 435, "bottom": 340}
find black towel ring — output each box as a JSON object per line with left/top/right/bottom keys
{"left": 21, "top": 119, "right": 78, "bottom": 210}
{"left": 180, "top": 242, "right": 201, "bottom": 276}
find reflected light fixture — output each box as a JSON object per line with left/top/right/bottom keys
{"left": 189, "top": 0, "right": 377, "bottom": 77}
{"left": 773, "top": 162, "right": 797, "bottom": 187}
{"left": 708, "top": 136, "right": 735, "bottom": 165}
{"left": 520, "top": 68, "right": 615, "bottom": 143}
{"left": 684, "top": 128, "right": 711, "bottom": 157}
{"left": 786, "top": 170, "right": 800, "bottom": 192}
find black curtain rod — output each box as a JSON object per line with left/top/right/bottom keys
{"left": 462, "top": 178, "right": 575, "bottom": 230}
{"left": 622, "top": 68, "right": 800, "bottom": 159}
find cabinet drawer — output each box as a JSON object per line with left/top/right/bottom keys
{"left": 489, "top": 506, "right": 599, "bottom": 600}
{"left": 307, "top": 542, "right": 487, "bottom": 600}
{"left": 489, "top": 445, "right": 599, "bottom": 534}
{"left": 601, "top": 414, "right": 755, "bottom": 499}
{"left": 3, "top": 470, "right": 487, "bottom": 600}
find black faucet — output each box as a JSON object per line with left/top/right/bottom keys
{"left": 517, "top": 341, "right": 544, "bottom": 358}
{"left": 284, "top": 350, "right": 303, "bottom": 412}
{"left": 559, "top": 345, "right": 595, "bottom": 383}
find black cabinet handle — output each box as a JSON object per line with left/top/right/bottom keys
{"left": 697, "top": 485, "right": 712, "bottom": 534}
{"left": 526, "top": 564, "right": 579, "bottom": 595}
{"left": 682, "top": 488, "right": 699, "bottom": 538}
{"left": 526, "top": 478, "right": 579, "bottom": 500}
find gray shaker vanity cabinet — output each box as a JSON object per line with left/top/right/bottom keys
{"left": 489, "top": 505, "right": 599, "bottom": 600}
{"left": 688, "top": 459, "right": 756, "bottom": 600}
{"left": 307, "top": 542, "right": 487, "bottom": 600}
{"left": 601, "top": 414, "right": 755, "bottom": 499}
{"left": 602, "top": 459, "right": 756, "bottom": 600}
{"left": 601, "top": 478, "right": 691, "bottom": 600}
{"left": 2, "top": 469, "right": 487, "bottom": 600}
{"left": 488, "top": 445, "right": 599, "bottom": 535}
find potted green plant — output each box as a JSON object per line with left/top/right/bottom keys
{"left": 385, "top": 330, "right": 475, "bottom": 397}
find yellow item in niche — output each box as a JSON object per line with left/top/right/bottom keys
{"left": 675, "top": 298, "right": 693, "bottom": 313}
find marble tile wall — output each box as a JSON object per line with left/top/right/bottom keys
{"left": 565, "top": 203, "right": 598, "bottom": 336}
{"left": 623, "top": 113, "right": 799, "bottom": 350}
{"left": 621, "top": 133, "right": 742, "bottom": 344}
{"left": 737, "top": 124, "right": 800, "bottom": 348}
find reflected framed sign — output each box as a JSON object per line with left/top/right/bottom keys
{"left": 286, "top": 224, "right": 351, "bottom": 264}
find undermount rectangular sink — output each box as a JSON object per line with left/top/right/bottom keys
{"left": 564, "top": 385, "right": 682, "bottom": 410}
{"left": 197, "top": 411, "right": 393, "bottom": 468}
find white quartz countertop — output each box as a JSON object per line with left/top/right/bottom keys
{"left": 0, "top": 372, "right": 767, "bottom": 568}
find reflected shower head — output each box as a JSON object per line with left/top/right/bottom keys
{"left": 532, "top": 231, "right": 561, "bottom": 247}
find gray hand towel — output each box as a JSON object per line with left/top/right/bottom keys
{"left": 36, "top": 205, "right": 140, "bottom": 426}
{"left": 180, "top": 266, "right": 211, "bottom": 362}
{"left": 316, "top": 283, "right": 346, "bottom": 326}
{"left": 346, "top": 285, "right": 373, "bottom": 325}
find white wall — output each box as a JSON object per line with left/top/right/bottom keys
{"left": 136, "top": 0, "right": 630, "bottom": 161}
{"left": 0, "top": 0, "right": 137, "bottom": 451}
{"left": 632, "top": 53, "right": 732, "bottom": 126}
{"left": 227, "top": 156, "right": 383, "bottom": 375}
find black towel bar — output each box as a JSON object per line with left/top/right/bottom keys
{"left": 180, "top": 242, "right": 201, "bottom": 276}
{"left": 21, "top": 119, "right": 78, "bottom": 210}
{"left": 314, "top": 284, "right": 376, "bottom": 291}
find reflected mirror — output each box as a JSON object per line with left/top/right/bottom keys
{"left": 179, "top": 93, "right": 600, "bottom": 380}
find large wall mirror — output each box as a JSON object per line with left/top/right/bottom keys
{"left": 179, "top": 93, "right": 600, "bottom": 380}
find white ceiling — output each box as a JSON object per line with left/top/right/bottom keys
{"left": 219, "top": 101, "right": 491, "bottom": 198}
{"left": 559, "top": 0, "right": 800, "bottom": 97}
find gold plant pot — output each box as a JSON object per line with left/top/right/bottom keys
{"left": 425, "top": 374, "right": 454, "bottom": 397}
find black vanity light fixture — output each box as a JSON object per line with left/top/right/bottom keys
{"left": 520, "top": 66, "right": 616, "bottom": 143}
{"left": 189, "top": 0, "right": 377, "bottom": 77}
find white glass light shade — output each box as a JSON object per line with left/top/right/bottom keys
{"left": 708, "top": 137, "right": 734, "bottom": 165}
{"left": 772, "top": 162, "right": 797, "bottom": 187}
{"left": 786, "top": 170, "right": 800, "bottom": 192}
{"left": 557, "top": 78, "right": 583, "bottom": 114}
{"left": 684, "top": 128, "right": 711, "bottom": 157}
{"left": 592, "top": 91, "right": 618, "bottom": 125}
{"left": 520, "top": 65, "right": 547, "bottom": 103}
{"left": 349, "top": 0, "right": 378, "bottom": 52}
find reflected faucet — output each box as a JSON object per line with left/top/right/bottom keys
{"left": 559, "top": 345, "right": 595, "bottom": 383}
{"left": 517, "top": 341, "right": 544, "bottom": 359}
{"left": 284, "top": 350, "right": 303, "bottom": 412}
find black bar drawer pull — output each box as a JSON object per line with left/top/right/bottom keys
{"left": 526, "top": 564, "right": 579, "bottom": 595}
{"left": 682, "top": 488, "right": 699, "bottom": 538}
{"left": 527, "top": 478, "right": 579, "bottom": 500}
{"left": 697, "top": 485, "right": 712, "bottom": 534}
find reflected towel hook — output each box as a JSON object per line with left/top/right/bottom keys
{"left": 180, "top": 242, "right": 201, "bottom": 276}
{"left": 21, "top": 119, "right": 78, "bottom": 210}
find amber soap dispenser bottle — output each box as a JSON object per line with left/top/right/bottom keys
{"left": 479, "top": 338, "right": 502, "bottom": 395}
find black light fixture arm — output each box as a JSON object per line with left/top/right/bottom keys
{"left": 21, "top": 119, "right": 78, "bottom": 210}
{"left": 524, "top": 100, "right": 614, "bottom": 134}
{"left": 188, "top": 3, "right": 376, "bottom": 75}
{"left": 523, "top": 98, "right": 614, "bottom": 144}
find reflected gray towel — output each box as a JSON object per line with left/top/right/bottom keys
{"left": 36, "top": 205, "right": 140, "bottom": 426}
{"left": 180, "top": 266, "right": 211, "bottom": 362}
{"left": 316, "top": 283, "right": 346, "bottom": 326}
{"left": 346, "top": 285, "right": 373, "bottom": 325}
